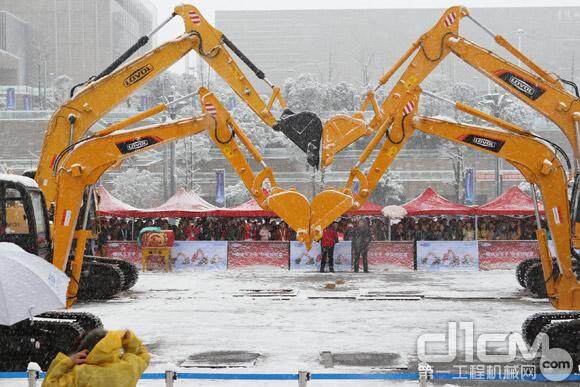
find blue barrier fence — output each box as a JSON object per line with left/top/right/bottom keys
{"left": 1, "top": 371, "right": 579, "bottom": 383}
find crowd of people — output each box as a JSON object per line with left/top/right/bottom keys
{"left": 97, "top": 215, "right": 539, "bottom": 245}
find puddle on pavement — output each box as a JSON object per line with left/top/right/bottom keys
{"left": 180, "top": 351, "right": 263, "bottom": 368}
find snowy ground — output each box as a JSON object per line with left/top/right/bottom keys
{"left": 9, "top": 268, "right": 579, "bottom": 386}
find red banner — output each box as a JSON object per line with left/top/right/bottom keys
{"left": 367, "top": 241, "right": 414, "bottom": 269}
{"left": 478, "top": 240, "right": 539, "bottom": 270}
{"left": 227, "top": 241, "right": 289, "bottom": 269}
{"left": 103, "top": 241, "right": 141, "bottom": 266}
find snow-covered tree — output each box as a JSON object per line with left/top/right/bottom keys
{"left": 369, "top": 170, "right": 404, "bottom": 205}
{"left": 109, "top": 168, "right": 162, "bottom": 208}
{"left": 46, "top": 75, "right": 72, "bottom": 108}
{"left": 518, "top": 181, "right": 542, "bottom": 200}
{"left": 443, "top": 141, "right": 466, "bottom": 202}
{"left": 283, "top": 73, "right": 327, "bottom": 112}
{"left": 225, "top": 180, "right": 251, "bottom": 206}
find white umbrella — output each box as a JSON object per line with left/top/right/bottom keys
{"left": 381, "top": 205, "right": 408, "bottom": 240}
{"left": 0, "top": 242, "right": 69, "bottom": 326}
{"left": 381, "top": 205, "right": 407, "bottom": 219}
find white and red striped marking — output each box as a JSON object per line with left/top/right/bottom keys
{"left": 403, "top": 101, "right": 415, "bottom": 115}
{"left": 204, "top": 102, "right": 217, "bottom": 116}
{"left": 62, "top": 210, "right": 71, "bottom": 227}
{"left": 444, "top": 11, "right": 457, "bottom": 27}
{"left": 188, "top": 11, "right": 201, "bottom": 24}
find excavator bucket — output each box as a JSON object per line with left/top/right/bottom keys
{"left": 266, "top": 189, "right": 312, "bottom": 246}
{"left": 274, "top": 109, "right": 323, "bottom": 169}
{"left": 310, "top": 190, "right": 354, "bottom": 241}
{"left": 321, "top": 115, "right": 369, "bottom": 167}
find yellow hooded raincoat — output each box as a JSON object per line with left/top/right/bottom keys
{"left": 42, "top": 330, "right": 150, "bottom": 387}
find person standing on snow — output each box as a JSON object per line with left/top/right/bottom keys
{"left": 320, "top": 223, "right": 339, "bottom": 273}
{"left": 352, "top": 218, "right": 372, "bottom": 273}
{"left": 42, "top": 329, "right": 150, "bottom": 387}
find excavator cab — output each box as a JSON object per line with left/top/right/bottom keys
{"left": 0, "top": 175, "right": 51, "bottom": 260}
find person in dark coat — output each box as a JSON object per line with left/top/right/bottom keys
{"left": 352, "top": 219, "right": 371, "bottom": 272}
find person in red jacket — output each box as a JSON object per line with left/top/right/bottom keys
{"left": 320, "top": 223, "right": 339, "bottom": 272}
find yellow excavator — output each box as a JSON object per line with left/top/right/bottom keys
{"left": 0, "top": 85, "right": 295, "bottom": 370}
{"left": 36, "top": 3, "right": 324, "bottom": 214}
{"left": 17, "top": 2, "right": 332, "bottom": 304}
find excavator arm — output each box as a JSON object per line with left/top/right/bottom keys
{"left": 321, "top": 6, "right": 580, "bottom": 169}
{"left": 323, "top": 86, "right": 580, "bottom": 309}
{"left": 413, "top": 116, "right": 580, "bottom": 309}
{"left": 52, "top": 113, "right": 213, "bottom": 305}
{"left": 51, "top": 88, "right": 319, "bottom": 304}
{"left": 38, "top": 3, "right": 323, "bottom": 212}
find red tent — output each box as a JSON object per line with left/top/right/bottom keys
{"left": 135, "top": 188, "right": 218, "bottom": 218}
{"left": 95, "top": 186, "right": 139, "bottom": 217}
{"left": 476, "top": 186, "right": 544, "bottom": 216}
{"left": 347, "top": 200, "right": 384, "bottom": 216}
{"left": 216, "top": 198, "right": 275, "bottom": 217}
{"left": 402, "top": 187, "right": 476, "bottom": 216}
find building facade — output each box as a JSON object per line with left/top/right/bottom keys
{"left": 0, "top": 11, "right": 29, "bottom": 86}
{"left": 215, "top": 6, "right": 580, "bottom": 92}
{"left": 0, "top": 0, "right": 156, "bottom": 88}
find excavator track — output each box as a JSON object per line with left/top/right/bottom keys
{"left": 38, "top": 311, "right": 103, "bottom": 332}
{"left": 0, "top": 318, "right": 84, "bottom": 371}
{"left": 522, "top": 312, "right": 580, "bottom": 366}
{"left": 86, "top": 255, "right": 139, "bottom": 291}
{"left": 516, "top": 258, "right": 539, "bottom": 288}
{"left": 77, "top": 261, "right": 125, "bottom": 301}
{"left": 523, "top": 261, "right": 548, "bottom": 298}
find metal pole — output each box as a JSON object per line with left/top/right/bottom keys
{"left": 164, "top": 370, "right": 176, "bottom": 387}
{"left": 27, "top": 362, "right": 41, "bottom": 387}
{"left": 530, "top": 184, "right": 542, "bottom": 229}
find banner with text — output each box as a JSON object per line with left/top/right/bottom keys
{"left": 171, "top": 241, "right": 228, "bottom": 270}
{"left": 227, "top": 241, "right": 289, "bottom": 269}
{"left": 417, "top": 241, "right": 479, "bottom": 271}
{"left": 367, "top": 241, "right": 414, "bottom": 270}
{"left": 103, "top": 241, "right": 141, "bottom": 267}
{"left": 478, "top": 240, "right": 539, "bottom": 270}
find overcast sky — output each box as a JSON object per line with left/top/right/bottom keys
{"left": 151, "top": 0, "right": 580, "bottom": 73}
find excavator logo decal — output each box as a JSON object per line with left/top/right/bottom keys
{"left": 494, "top": 70, "right": 546, "bottom": 101}
{"left": 116, "top": 136, "right": 161, "bottom": 154}
{"left": 123, "top": 64, "right": 154, "bottom": 87}
{"left": 461, "top": 134, "right": 504, "bottom": 152}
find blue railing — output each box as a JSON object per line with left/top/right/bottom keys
{"left": 1, "top": 371, "right": 579, "bottom": 384}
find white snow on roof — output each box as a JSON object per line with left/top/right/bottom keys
{"left": 0, "top": 174, "right": 38, "bottom": 188}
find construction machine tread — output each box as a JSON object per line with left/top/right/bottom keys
{"left": 0, "top": 318, "right": 84, "bottom": 371}
{"left": 38, "top": 311, "right": 103, "bottom": 332}
{"left": 539, "top": 317, "right": 580, "bottom": 366}
{"left": 522, "top": 312, "right": 580, "bottom": 346}
{"left": 86, "top": 255, "right": 139, "bottom": 290}
{"left": 523, "top": 261, "right": 548, "bottom": 298}
{"left": 77, "top": 261, "right": 124, "bottom": 301}
{"left": 516, "top": 258, "right": 539, "bottom": 288}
